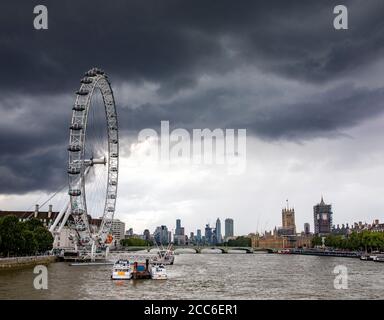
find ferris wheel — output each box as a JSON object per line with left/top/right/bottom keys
{"left": 50, "top": 67, "right": 119, "bottom": 256}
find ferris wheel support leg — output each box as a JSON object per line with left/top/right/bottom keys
{"left": 91, "top": 241, "right": 96, "bottom": 262}
{"left": 58, "top": 206, "right": 71, "bottom": 233}
{"left": 49, "top": 202, "right": 70, "bottom": 234}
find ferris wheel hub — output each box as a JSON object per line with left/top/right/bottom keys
{"left": 84, "top": 157, "right": 107, "bottom": 166}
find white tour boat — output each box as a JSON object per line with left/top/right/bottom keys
{"left": 150, "top": 264, "right": 168, "bottom": 280}
{"left": 111, "top": 259, "right": 132, "bottom": 280}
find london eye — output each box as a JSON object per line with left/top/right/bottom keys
{"left": 50, "top": 67, "right": 119, "bottom": 259}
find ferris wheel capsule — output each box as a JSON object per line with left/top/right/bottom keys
{"left": 72, "top": 208, "right": 84, "bottom": 216}
{"left": 76, "top": 89, "right": 89, "bottom": 96}
{"left": 70, "top": 123, "right": 83, "bottom": 131}
{"left": 67, "top": 166, "right": 81, "bottom": 174}
{"left": 73, "top": 105, "right": 86, "bottom": 111}
{"left": 69, "top": 189, "right": 81, "bottom": 196}
{"left": 68, "top": 144, "right": 81, "bottom": 152}
{"left": 85, "top": 70, "right": 97, "bottom": 77}
{"left": 81, "top": 77, "right": 93, "bottom": 84}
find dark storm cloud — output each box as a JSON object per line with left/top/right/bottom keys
{"left": 1, "top": 0, "right": 384, "bottom": 194}
{"left": 0, "top": 145, "right": 67, "bottom": 194}
{"left": 248, "top": 86, "right": 384, "bottom": 139}
{"left": 0, "top": 94, "right": 71, "bottom": 193}
{"left": 118, "top": 84, "right": 384, "bottom": 140}
{"left": 0, "top": 0, "right": 383, "bottom": 93}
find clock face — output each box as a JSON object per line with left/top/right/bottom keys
{"left": 322, "top": 214, "right": 328, "bottom": 220}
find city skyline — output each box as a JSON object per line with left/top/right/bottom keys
{"left": 122, "top": 196, "right": 380, "bottom": 238}
{"left": 2, "top": 193, "right": 382, "bottom": 237}
{"left": 1, "top": 1, "right": 384, "bottom": 236}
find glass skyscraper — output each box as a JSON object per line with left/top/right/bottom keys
{"left": 225, "top": 218, "right": 234, "bottom": 240}
{"left": 215, "top": 218, "right": 222, "bottom": 244}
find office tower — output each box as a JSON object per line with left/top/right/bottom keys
{"left": 205, "top": 224, "right": 213, "bottom": 245}
{"left": 225, "top": 218, "right": 234, "bottom": 239}
{"left": 174, "top": 218, "right": 186, "bottom": 245}
{"left": 196, "top": 229, "right": 202, "bottom": 244}
{"left": 215, "top": 218, "right": 222, "bottom": 244}
{"left": 154, "top": 225, "right": 169, "bottom": 245}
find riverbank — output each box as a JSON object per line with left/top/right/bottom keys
{"left": 0, "top": 255, "right": 57, "bottom": 271}
{"left": 284, "top": 248, "right": 361, "bottom": 258}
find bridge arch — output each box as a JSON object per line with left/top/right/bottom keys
{"left": 200, "top": 247, "right": 226, "bottom": 253}
{"left": 174, "top": 247, "right": 198, "bottom": 254}
{"left": 227, "top": 247, "right": 253, "bottom": 253}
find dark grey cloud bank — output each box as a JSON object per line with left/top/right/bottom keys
{"left": 1, "top": 0, "right": 384, "bottom": 193}
{"left": 125, "top": 84, "right": 384, "bottom": 140}
{"left": 1, "top": 0, "right": 383, "bottom": 92}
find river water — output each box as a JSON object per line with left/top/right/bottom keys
{"left": 0, "top": 252, "right": 383, "bottom": 299}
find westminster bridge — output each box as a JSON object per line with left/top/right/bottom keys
{"left": 111, "top": 246, "right": 273, "bottom": 254}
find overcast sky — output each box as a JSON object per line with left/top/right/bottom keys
{"left": 1, "top": 0, "right": 384, "bottom": 236}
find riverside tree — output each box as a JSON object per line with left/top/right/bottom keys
{"left": 0, "top": 215, "right": 25, "bottom": 256}
{"left": 226, "top": 236, "right": 251, "bottom": 247}
{"left": 120, "top": 238, "right": 153, "bottom": 247}
{"left": 311, "top": 231, "right": 384, "bottom": 252}
{"left": 0, "top": 215, "right": 53, "bottom": 257}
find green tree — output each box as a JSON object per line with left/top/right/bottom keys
{"left": 0, "top": 215, "right": 25, "bottom": 256}
{"left": 361, "top": 231, "right": 372, "bottom": 252}
{"left": 24, "top": 218, "right": 44, "bottom": 231}
{"left": 22, "top": 230, "right": 38, "bottom": 255}
{"left": 347, "top": 232, "right": 360, "bottom": 250}
{"left": 120, "top": 238, "right": 153, "bottom": 247}
{"left": 226, "top": 236, "right": 251, "bottom": 247}
{"left": 0, "top": 215, "right": 54, "bottom": 256}
{"left": 33, "top": 226, "right": 53, "bottom": 253}
{"left": 316, "top": 230, "right": 384, "bottom": 252}
{"left": 311, "top": 235, "right": 322, "bottom": 247}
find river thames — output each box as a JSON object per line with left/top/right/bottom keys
{"left": 0, "top": 252, "right": 383, "bottom": 299}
